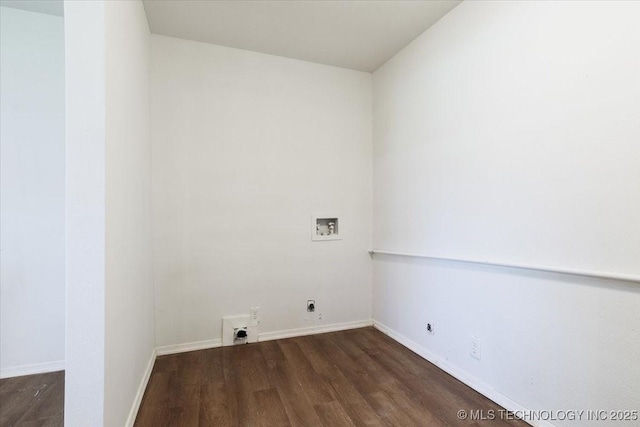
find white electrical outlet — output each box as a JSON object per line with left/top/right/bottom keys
{"left": 470, "top": 336, "right": 481, "bottom": 360}
{"left": 249, "top": 307, "right": 260, "bottom": 325}
{"left": 318, "top": 313, "right": 323, "bottom": 322}
{"left": 426, "top": 323, "right": 435, "bottom": 335}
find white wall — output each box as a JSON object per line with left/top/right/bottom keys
{"left": 0, "top": 6, "right": 65, "bottom": 377}
{"left": 373, "top": 1, "right": 640, "bottom": 426}
{"left": 104, "top": 1, "right": 154, "bottom": 426}
{"left": 151, "top": 35, "right": 372, "bottom": 348}
{"left": 64, "top": 1, "right": 106, "bottom": 424}
{"left": 65, "top": 1, "right": 153, "bottom": 425}
{"left": 373, "top": 1, "right": 640, "bottom": 275}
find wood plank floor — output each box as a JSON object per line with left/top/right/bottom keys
{"left": 135, "top": 327, "right": 527, "bottom": 426}
{"left": 0, "top": 370, "right": 64, "bottom": 427}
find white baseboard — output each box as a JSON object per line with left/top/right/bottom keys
{"left": 156, "top": 338, "right": 223, "bottom": 356}
{"left": 373, "top": 321, "right": 554, "bottom": 427}
{"left": 0, "top": 359, "right": 65, "bottom": 379}
{"left": 258, "top": 319, "right": 374, "bottom": 342}
{"left": 155, "top": 319, "right": 374, "bottom": 358}
{"left": 125, "top": 348, "right": 157, "bottom": 427}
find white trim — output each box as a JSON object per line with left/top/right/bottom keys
{"left": 124, "top": 348, "right": 156, "bottom": 427}
{"left": 155, "top": 338, "right": 222, "bottom": 356}
{"left": 154, "top": 319, "right": 373, "bottom": 357}
{"left": 369, "top": 250, "right": 640, "bottom": 283}
{"left": 373, "top": 321, "right": 554, "bottom": 427}
{"left": 0, "top": 359, "right": 65, "bottom": 379}
{"left": 258, "top": 319, "right": 373, "bottom": 342}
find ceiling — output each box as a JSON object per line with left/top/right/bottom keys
{"left": 142, "top": 0, "right": 461, "bottom": 72}
{"left": 0, "top": 0, "right": 461, "bottom": 73}
{"left": 0, "top": 0, "right": 63, "bottom": 16}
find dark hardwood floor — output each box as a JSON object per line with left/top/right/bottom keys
{"left": 0, "top": 370, "right": 64, "bottom": 427}
{"left": 135, "top": 327, "right": 527, "bottom": 426}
